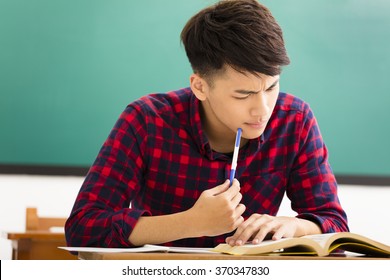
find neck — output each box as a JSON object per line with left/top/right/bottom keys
{"left": 199, "top": 103, "right": 247, "bottom": 153}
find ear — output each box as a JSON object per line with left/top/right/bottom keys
{"left": 190, "top": 73, "right": 209, "bottom": 101}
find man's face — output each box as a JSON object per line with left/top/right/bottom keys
{"left": 195, "top": 65, "right": 280, "bottom": 144}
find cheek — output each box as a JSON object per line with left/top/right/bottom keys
{"left": 225, "top": 104, "right": 250, "bottom": 128}
{"left": 214, "top": 99, "right": 246, "bottom": 125}
{"left": 209, "top": 94, "right": 235, "bottom": 114}
{"left": 267, "top": 92, "right": 279, "bottom": 111}
{"left": 269, "top": 97, "right": 278, "bottom": 111}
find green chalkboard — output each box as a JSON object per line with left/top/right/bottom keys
{"left": 1, "top": 0, "right": 390, "bottom": 176}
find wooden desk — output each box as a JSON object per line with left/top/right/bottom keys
{"left": 78, "top": 251, "right": 387, "bottom": 260}
{"left": 5, "top": 231, "right": 77, "bottom": 260}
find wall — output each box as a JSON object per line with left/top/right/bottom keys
{"left": 0, "top": 175, "right": 82, "bottom": 260}
{"left": 1, "top": 0, "right": 390, "bottom": 176}
{"left": 263, "top": 0, "right": 390, "bottom": 176}
{"left": 1, "top": 174, "right": 389, "bottom": 260}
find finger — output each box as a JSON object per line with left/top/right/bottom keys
{"left": 234, "top": 203, "right": 246, "bottom": 219}
{"left": 234, "top": 214, "right": 278, "bottom": 245}
{"left": 232, "top": 215, "right": 245, "bottom": 231}
{"left": 231, "top": 178, "right": 240, "bottom": 188}
{"left": 224, "top": 179, "right": 241, "bottom": 199}
{"left": 230, "top": 191, "right": 243, "bottom": 207}
{"left": 207, "top": 179, "right": 230, "bottom": 196}
{"left": 252, "top": 220, "right": 281, "bottom": 244}
{"left": 270, "top": 224, "right": 288, "bottom": 241}
{"left": 236, "top": 219, "right": 267, "bottom": 245}
{"left": 227, "top": 215, "right": 258, "bottom": 246}
{"left": 271, "top": 231, "right": 283, "bottom": 241}
{"left": 227, "top": 204, "right": 246, "bottom": 240}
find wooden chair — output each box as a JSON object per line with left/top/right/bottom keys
{"left": 25, "top": 207, "right": 66, "bottom": 231}
{"left": 6, "top": 207, "right": 77, "bottom": 259}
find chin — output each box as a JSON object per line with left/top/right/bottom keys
{"left": 243, "top": 130, "right": 264, "bottom": 140}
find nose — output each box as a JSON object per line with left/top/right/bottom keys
{"left": 250, "top": 92, "right": 270, "bottom": 119}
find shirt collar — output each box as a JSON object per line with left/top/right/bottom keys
{"left": 189, "top": 92, "right": 214, "bottom": 159}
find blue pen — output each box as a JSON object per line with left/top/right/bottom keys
{"left": 229, "top": 128, "right": 242, "bottom": 186}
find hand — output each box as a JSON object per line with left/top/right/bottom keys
{"left": 225, "top": 214, "right": 302, "bottom": 246}
{"left": 188, "top": 179, "right": 246, "bottom": 237}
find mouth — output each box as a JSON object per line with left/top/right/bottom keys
{"left": 244, "top": 120, "right": 268, "bottom": 129}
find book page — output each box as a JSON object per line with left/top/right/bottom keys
{"left": 300, "top": 233, "right": 338, "bottom": 248}
{"left": 212, "top": 237, "right": 322, "bottom": 255}
{"left": 59, "top": 246, "right": 162, "bottom": 253}
{"left": 233, "top": 238, "right": 292, "bottom": 249}
{"left": 59, "top": 245, "right": 218, "bottom": 254}
{"left": 144, "top": 245, "right": 218, "bottom": 254}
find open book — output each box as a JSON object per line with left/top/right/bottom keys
{"left": 212, "top": 232, "right": 390, "bottom": 257}
{"left": 60, "top": 232, "right": 390, "bottom": 257}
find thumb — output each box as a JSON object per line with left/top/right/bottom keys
{"left": 207, "top": 179, "right": 230, "bottom": 196}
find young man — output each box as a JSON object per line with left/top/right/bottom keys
{"left": 65, "top": 0, "right": 348, "bottom": 248}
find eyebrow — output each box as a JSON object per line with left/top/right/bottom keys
{"left": 234, "top": 78, "right": 280, "bottom": 95}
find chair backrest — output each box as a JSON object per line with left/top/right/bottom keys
{"left": 25, "top": 207, "right": 67, "bottom": 231}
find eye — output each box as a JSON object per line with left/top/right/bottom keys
{"left": 234, "top": 94, "right": 250, "bottom": 100}
{"left": 266, "top": 86, "right": 276, "bottom": 92}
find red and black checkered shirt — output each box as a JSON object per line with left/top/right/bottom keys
{"left": 65, "top": 87, "right": 348, "bottom": 248}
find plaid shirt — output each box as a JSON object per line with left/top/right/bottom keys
{"left": 65, "top": 87, "right": 348, "bottom": 248}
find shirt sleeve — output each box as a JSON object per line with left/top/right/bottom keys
{"left": 287, "top": 103, "right": 349, "bottom": 233}
{"left": 65, "top": 104, "right": 151, "bottom": 247}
